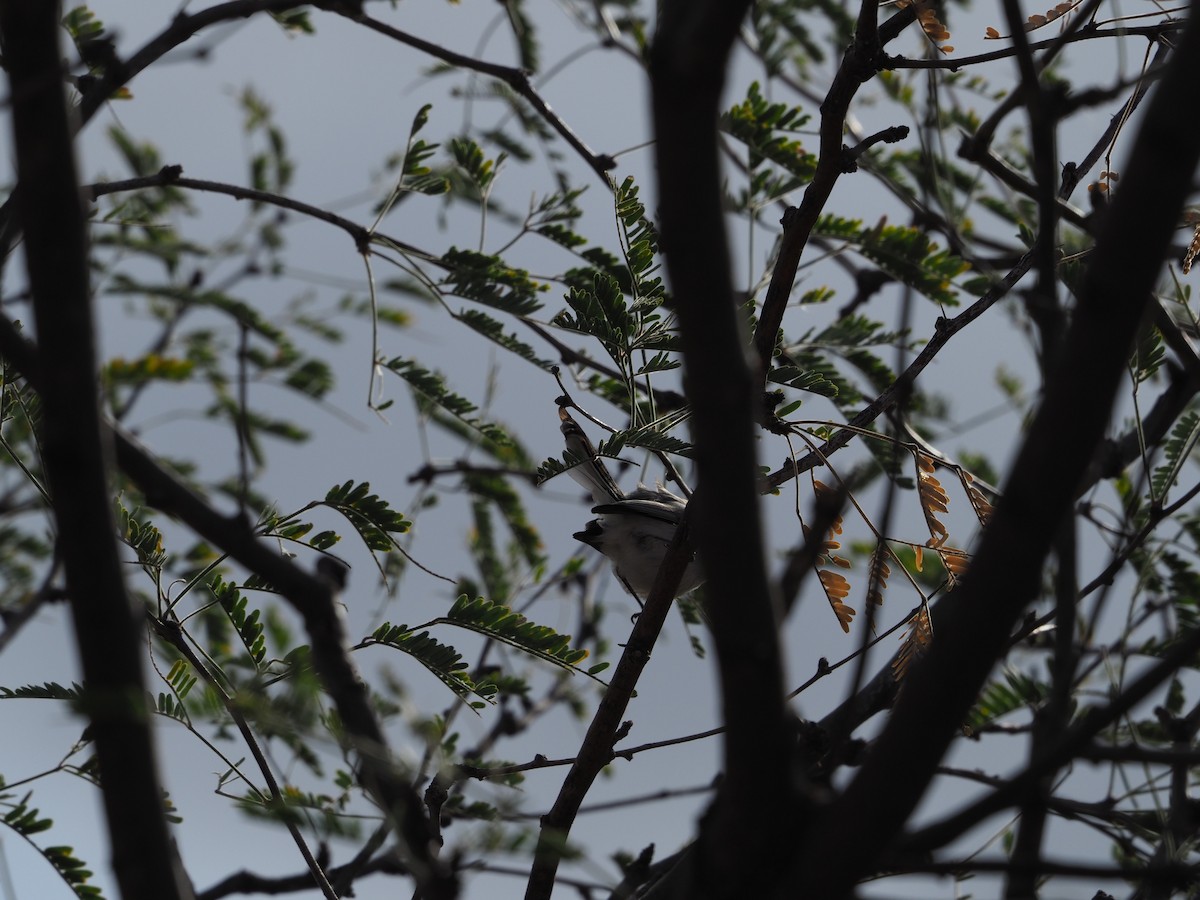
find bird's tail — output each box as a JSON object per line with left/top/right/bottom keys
{"left": 559, "top": 407, "right": 623, "bottom": 504}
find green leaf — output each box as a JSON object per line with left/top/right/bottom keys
{"left": 1151, "top": 410, "right": 1200, "bottom": 499}
{"left": 104, "top": 354, "right": 193, "bottom": 386}
{"left": 534, "top": 454, "right": 573, "bottom": 486}
{"left": 480, "top": 127, "right": 535, "bottom": 163}
{"left": 165, "top": 658, "right": 197, "bottom": 701}
{"left": 211, "top": 575, "right": 267, "bottom": 667}
{"left": 440, "top": 247, "right": 546, "bottom": 316}
{"left": 633, "top": 351, "right": 680, "bottom": 376}
{"left": 966, "top": 668, "right": 1049, "bottom": 732}
{"left": 503, "top": 0, "right": 540, "bottom": 71}
{"left": 107, "top": 127, "right": 164, "bottom": 179}
{"left": 385, "top": 357, "right": 515, "bottom": 446}
{"left": 284, "top": 358, "right": 335, "bottom": 399}
{"left": 467, "top": 497, "right": 509, "bottom": 601}
{"left": 457, "top": 309, "right": 553, "bottom": 369}
{"left": 1130, "top": 326, "right": 1165, "bottom": 384}
{"left": 323, "top": 481, "right": 411, "bottom": 553}
{"left": 0, "top": 793, "right": 107, "bottom": 898}
{"left": 750, "top": 0, "right": 846, "bottom": 75}
{"left": 449, "top": 137, "right": 503, "bottom": 193}
{"left": 446, "top": 595, "right": 590, "bottom": 669}
{"left": 117, "top": 502, "right": 168, "bottom": 570}
{"left": 106, "top": 275, "right": 287, "bottom": 343}
{"left": 237, "top": 785, "right": 362, "bottom": 841}
{"left": 365, "top": 623, "right": 496, "bottom": 703}
{"left": 537, "top": 223, "right": 588, "bottom": 249}
{"left": 553, "top": 272, "right": 633, "bottom": 364}
{"left": 813, "top": 214, "right": 969, "bottom": 306}
{"left": 0, "top": 682, "right": 85, "bottom": 701}
{"left": 721, "top": 81, "right": 817, "bottom": 180}
{"left": 239, "top": 87, "right": 294, "bottom": 195}
{"left": 62, "top": 6, "right": 105, "bottom": 46}
{"left": 537, "top": 414, "right": 694, "bottom": 485}
{"left": 464, "top": 472, "right": 544, "bottom": 569}
{"left": 205, "top": 398, "right": 310, "bottom": 465}
{"left": 309, "top": 530, "right": 340, "bottom": 551}
{"left": 598, "top": 421, "right": 694, "bottom": 459}
{"left": 784, "top": 315, "right": 911, "bottom": 412}
{"left": 392, "top": 104, "right": 451, "bottom": 197}
{"left": 155, "top": 691, "right": 190, "bottom": 724}
{"left": 269, "top": 8, "right": 315, "bottom": 34}
{"left": 767, "top": 365, "right": 839, "bottom": 397}
{"left": 613, "top": 177, "right": 666, "bottom": 309}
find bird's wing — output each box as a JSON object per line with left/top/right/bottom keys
{"left": 591, "top": 497, "right": 683, "bottom": 525}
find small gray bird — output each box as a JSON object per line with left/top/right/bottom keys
{"left": 559, "top": 408, "right": 703, "bottom": 598}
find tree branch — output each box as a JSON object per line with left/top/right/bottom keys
{"left": 0, "top": 4, "right": 193, "bottom": 898}
{"left": 764, "top": 248, "right": 1034, "bottom": 489}
{"left": 749, "top": 5, "right": 916, "bottom": 380}
{"left": 324, "top": 4, "right": 617, "bottom": 183}
{"left": 151, "top": 618, "right": 337, "bottom": 900}
{"left": 791, "top": 9, "right": 1200, "bottom": 894}
{"left": 649, "top": 0, "right": 800, "bottom": 897}
{"left": 76, "top": 0, "right": 316, "bottom": 125}
{"left": 523, "top": 513, "right": 694, "bottom": 899}
{"left": 885, "top": 21, "right": 1184, "bottom": 71}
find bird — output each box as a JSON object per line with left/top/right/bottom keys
{"left": 558, "top": 407, "right": 703, "bottom": 598}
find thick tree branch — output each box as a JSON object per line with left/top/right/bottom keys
{"left": 791, "top": 9, "right": 1200, "bottom": 895}
{"left": 198, "top": 850, "right": 410, "bottom": 900}
{"left": 0, "top": 5, "right": 193, "bottom": 899}
{"left": 649, "top": 1, "right": 801, "bottom": 898}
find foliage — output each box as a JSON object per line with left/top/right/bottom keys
{"left": 0, "top": 789, "right": 105, "bottom": 898}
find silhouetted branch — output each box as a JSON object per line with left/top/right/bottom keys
{"left": 793, "top": 10, "right": 1200, "bottom": 894}
{"left": 0, "top": 4, "right": 193, "bottom": 898}
{"left": 648, "top": 0, "right": 800, "bottom": 897}
{"left": 750, "top": 4, "right": 916, "bottom": 379}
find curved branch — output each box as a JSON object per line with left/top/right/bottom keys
{"left": 77, "top": 0, "right": 313, "bottom": 125}
{"left": 87, "top": 167, "right": 426, "bottom": 258}
{"left": 73, "top": 1, "right": 616, "bottom": 183}
{"left": 327, "top": 5, "right": 617, "bottom": 183}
